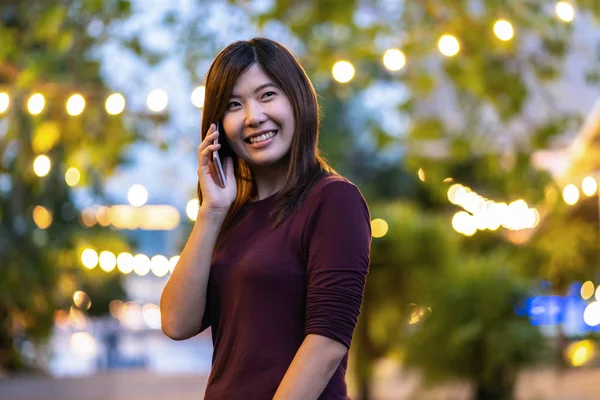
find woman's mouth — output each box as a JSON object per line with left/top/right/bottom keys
{"left": 245, "top": 130, "right": 278, "bottom": 148}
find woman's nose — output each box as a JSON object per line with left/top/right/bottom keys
{"left": 245, "top": 101, "right": 267, "bottom": 127}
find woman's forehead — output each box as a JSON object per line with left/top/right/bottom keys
{"left": 231, "top": 64, "right": 277, "bottom": 97}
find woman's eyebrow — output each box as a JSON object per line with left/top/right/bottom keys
{"left": 230, "top": 83, "right": 279, "bottom": 99}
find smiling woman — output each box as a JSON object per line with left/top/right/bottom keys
{"left": 160, "top": 38, "right": 371, "bottom": 400}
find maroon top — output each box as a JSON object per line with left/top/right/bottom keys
{"left": 200, "top": 174, "right": 371, "bottom": 399}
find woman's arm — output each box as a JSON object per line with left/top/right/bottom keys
{"left": 160, "top": 206, "right": 226, "bottom": 340}
{"left": 273, "top": 334, "right": 347, "bottom": 400}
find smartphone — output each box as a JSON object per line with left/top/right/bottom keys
{"left": 212, "top": 123, "right": 227, "bottom": 188}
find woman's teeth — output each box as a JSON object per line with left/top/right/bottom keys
{"left": 249, "top": 131, "right": 277, "bottom": 144}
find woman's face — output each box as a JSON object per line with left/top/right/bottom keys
{"left": 221, "top": 64, "right": 295, "bottom": 168}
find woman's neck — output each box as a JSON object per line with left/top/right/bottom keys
{"left": 250, "top": 162, "right": 288, "bottom": 201}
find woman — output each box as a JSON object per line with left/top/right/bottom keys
{"left": 160, "top": 38, "right": 371, "bottom": 400}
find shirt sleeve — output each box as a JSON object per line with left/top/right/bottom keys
{"left": 304, "top": 180, "right": 371, "bottom": 349}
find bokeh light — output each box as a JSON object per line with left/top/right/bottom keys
{"left": 186, "top": 199, "right": 199, "bottom": 221}
{"left": 562, "top": 184, "right": 579, "bottom": 205}
{"left": 383, "top": 49, "right": 406, "bottom": 71}
{"left": 581, "top": 281, "right": 595, "bottom": 300}
{"left": 582, "top": 176, "right": 597, "bottom": 196}
{"left": 66, "top": 94, "right": 85, "bottom": 116}
{"left": 99, "top": 251, "right": 117, "bottom": 272}
{"left": 117, "top": 252, "right": 135, "bottom": 274}
{"left": 70, "top": 332, "right": 97, "bottom": 358}
{"left": 128, "top": 184, "right": 148, "bottom": 207}
{"left": 133, "top": 254, "right": 151, "bottom": 276}
{"left": 566, "top": 340, "right": 596, "bottom": 367}
{"left": 65, "top": 167, "right": 81, "bottom": 186}
{"left": 438, "top": 34, "right": 460, "bottom": 57}
{"left": 142, "top": 303, "right": 162, "bottom": 330}
{"left": 0, "top": 92, "right": 9, "bottom": 113}
{"left": 81, "top": 248, "right": 99, "bottom": 269}
{"left": 33, "top": 206, "right": 52, "bottom": 229}
{"left": 371, "top": 218, "right": 389, "bottom": 238}
{"left": 150, "top": 255, "right": 170, "bottom": 277}
{"left": 33, "top": 155, "right": 51, "bottom": 177}
{"left": 417, "top": 168, "right": 426, "bottom": 182}
{"left": 493, "top": 19, "right": 514, "bottom": 41}
{"left": 556, "top": 1, "right": 575, "bottom": 22}
{"left": 105, "top": 93, "right": 126, "bottom": 115}
{"left": 452, "top": 211, "right": 477, "bottom": 236}
{"left": 73, "top": 290, "right": 92, "bottom": 310}
{"left": 191, "top": 86, "right": 206, "bottom": 108}
{"left": 332, "top": 61, "right": 355, "bottom": 83}
{"left": 27, "top": 93, "right": 45, "bottom": 115}
{"left": 583, "top": 301, "right": 600, "bottom": 326}
{"left": 146, "top": 89, "right": 168, "bottom": 112}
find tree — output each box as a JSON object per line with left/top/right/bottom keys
{"left": 403, "top": 252, "right": 546, "bottom": 400}
{"left": 0, "top": 0, "right": 152, "bottom": 371}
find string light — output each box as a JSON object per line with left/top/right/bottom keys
{"left": 66, "top": 94, "right": 85, "bottom": 116}
{"left": 28, "top": 93, "right": 45, "bottom": 115}
{"left": 582, "top": 177, "right": 597, "bottom": 196}
{"left": 438, "top": 35, "right": 460, "bottom": 57}
{"left": 556, "top": 1, "right": 575, "bottom": 22}
{"left": 563, "top": 184, "right": 579, "bottom": 205}
{"left": 33, "top": 155, "right": 51, "bottom": 177}
{"left": 383, "top": 49, "right": 406, "bottom": 71}
{"left": 191, "top": 86, "right": 206, "bottom": 108}
{"left": 494, "top": 19, "right": 514, "bottom": 41}
{"left": 332, "top": 61, "right": 355, "bottom": 83}
{"left": 65, "top": 167, "right": 81, "bottom": 186}
{"left": 128, "top": 184, "right": 148, "bottom": 207}
{"left": 0, "top": 92, "right": 9, "bottom": 113}
{"left": 105, "top": 93, "right": 126, "bottom": 115}
{"left": 146, "top": 89, "right": 168, "bottom": 112}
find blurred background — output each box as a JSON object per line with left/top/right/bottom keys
{"left": 1, "top": 0, "right": 600, "bottom": 399}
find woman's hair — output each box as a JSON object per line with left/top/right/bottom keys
{"left": 198, "top": 37, "right": 335, "bottom": 244}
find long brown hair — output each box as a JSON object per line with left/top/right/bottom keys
{"left": 198, "top": 37, "right": 335, "bottom": 245}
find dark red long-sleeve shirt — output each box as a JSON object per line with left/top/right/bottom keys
{"left": 200, "top": 174, "right": 371, "bottom": 399}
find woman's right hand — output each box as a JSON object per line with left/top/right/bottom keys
{"left": 197, "top": 123, "right": 237, "bottom": 214}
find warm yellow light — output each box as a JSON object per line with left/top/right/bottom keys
{"left": 133, "top": 254, "right": 151, "bottom": 276}
{"left": 583, "top": 301, "right": 600, "bottom": 326}
{"left": 96, "top": 206, "right": 111, "bottom": 227}
{"left": 582, "top": 177, "right": 597, "bottom": 196}
{"left": 33, "top": 206, "right": 52, "bottom": 229}
{"left": 151, "top": 255, "right": 170, "bottom": 277}
{"left": 32, "top": 122, "right": 60, "bottom": 154}
{"left": 447, "top": 184, "right": 467, "bottom": 205}
{"left": 73, "top": 290, "right": 91, "bottom": 310}
{"left": 581, "top": 281, "right": 595, "bottom": 300}
{"left": 596, "top": 285, "right": 600, "bottom": 302}
{"left": 332, "top": 61, "right": 355, "bottom": 83}
{"left": 81, "top": 209, "right": 97, "bottom": 227}
{"left": 105, "top": 93, "right": 126, "bottom": 115}
{"left": 146, "top": 89, "right": 168, "bottom": 112}
{"left": 567, "top": 340, "right": 595, "bottom": 367}
{"left": 117, "top": 252, "right": 135, "bottom": 274}
{"left": 169, "top": 255, "right": 180, "bottom": 273}
{"left": 438, "top": 35, "right": 460, "bottom": 57}
{"left": 452, "top": 211, "right": 476, "bottom": 236}
{"left": 417, "top": 168, "right": 426, "bottom": 182}
{"left": 556, "top": 1, "right": 575, "bottom": 22}
{"left": 99, "top": 251, "right": 117, "bottom": 272}
{"left": 562, "top": 184, "right": 579, "bottom": 205}
{"left": 371, "top": 218, "right": 389, "bottom": 238}
{"left": 186, "top": 199, "right": 199, "bottom": 221}
{"left": 33, "top": 155, "right": 51, "bottom": 177}
{"left": 66, "top": 94, "right": 85, "bottom": 116}
{"left": 65, "top": 167, "right": 81, "bottom": 186}
{"left": 81, "top": 248, "right": 99, "bottom": 269}
{"left": 191, "top": 86, "right": 206, "bottom": 108}
{"left": 28, "top": 93, "right": 45, "bottom": 115}
{"left": 0, "top": 92, "right": 9, "bottom": 113}
{"left": 128, "top": 184, "right": 148, "bottom": 207}
{"left": 493, "top": 19, "right": 514, "bottom": 41}
{"left": 383, "top": 49, "right": 406, "bottom": 71}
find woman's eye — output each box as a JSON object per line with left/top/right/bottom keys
{"left": 226, "top": 101, "right": 241, "bottom": 109}
{"left": 262, "top": 91, "right": 276, "bottom": 99}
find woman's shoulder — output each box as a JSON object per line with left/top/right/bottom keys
{"left": 305, "top": 173, "right": 367, "bottom": 209}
